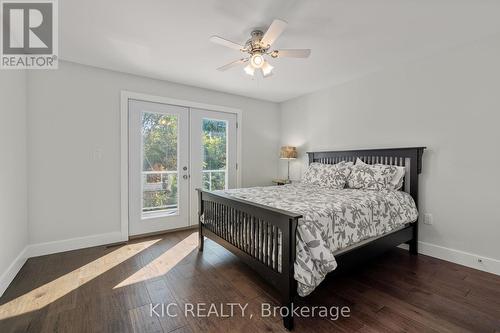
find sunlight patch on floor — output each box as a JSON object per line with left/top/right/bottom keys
{"left": 0, "top": 238, "right": 161, "bottom": 320}
{"left": 114, "top": 232, "right": 198, "bottom": 289}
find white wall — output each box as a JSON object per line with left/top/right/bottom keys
{"left": 280, "top": 35, "right": 500, "bottom": 264}
{"left": 27, "top": 61, "right": 280, "bottom": 245}
{"left": 0, "top": 71, "right": 28, "bottom": 295}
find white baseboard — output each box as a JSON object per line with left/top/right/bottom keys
{"left": 399, "top": 241, "right": 500, "bottom": 276}
{"left": 0, "top": 247, "right": 29, "bottom": 297}
{"left": 26, "top": 231, "right": 126, "bottom": 258}
{"left": 0, "top": 231, "right": 126, "bottom": 297}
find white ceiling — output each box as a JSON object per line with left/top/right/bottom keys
{"left": 60, "top": 0, "right": 500, "bottom": 102}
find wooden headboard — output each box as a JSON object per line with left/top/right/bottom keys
{"left": 307, "top": 147, "right": 425, "bottom": 206}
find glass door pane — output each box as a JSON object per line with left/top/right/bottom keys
{"left": 129, "top": 99, "right": 189, "bottom": 236}
{"left": 202, "top": 118, "right": 228, "bottom": 191}
{"left": 189, "top": 108, "right": 237, "bottom": 228}
{"left": 141, "top": 112, "right": 179, "bottom": 217}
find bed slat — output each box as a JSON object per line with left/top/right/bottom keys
{"left": 201, "top": 199, "right": 284, "bottom": 273}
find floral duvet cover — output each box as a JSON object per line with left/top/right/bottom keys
{"left": 216, "top": 183, "right": 418, "bottom": 296}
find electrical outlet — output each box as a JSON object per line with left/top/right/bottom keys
{"left": 423, "top": 213, "right": 433, "bottom": 225}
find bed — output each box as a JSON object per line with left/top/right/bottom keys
{"left": 197, "top": 147, "right": 425, "bottom": 330}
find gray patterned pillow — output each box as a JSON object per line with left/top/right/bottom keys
{"left": 302, "top": 161, "right": 352, "bottom": 189}
{"left": 355, "top": 159, "right": 405, "bottom": 190}
{"left": 347, "top": 158, "right": 399, "bottom": 190}
{"left": 390, "top": 165, "right": 406, "bottom": 191}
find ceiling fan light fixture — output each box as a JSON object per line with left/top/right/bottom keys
{"left": 211, "top": 18, "right": 310, "bottom": 78}
{"left": 250, "top": 53, "right": 264, "bottom": 68}
{"left": 261, "top": 61, "right": 274, "bottom": 77}
{"left": 244, "top": 64, "right": 255, "bottom": 76}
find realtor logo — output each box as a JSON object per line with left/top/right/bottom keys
{"left": 1, "top": 0, "right": 58, "bottom": 69}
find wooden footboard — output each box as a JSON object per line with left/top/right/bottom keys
{"left": 197, "top": 189, "right": 301, "bottom": 330}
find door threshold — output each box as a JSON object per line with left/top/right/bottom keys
{"left": 129, "top": 225, "right": 198, "bottom": 240}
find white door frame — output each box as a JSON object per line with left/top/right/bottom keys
{"left": 120, "top": 91, "right": 242, "bottom": 240}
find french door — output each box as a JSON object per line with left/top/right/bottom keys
{"left": 129, "top": 100, "right": 189, "bottom": 236}
{"left": 189, "top": 108, "right": 237, "bottom": 226}
{"left": 128, "top": 99, "right": 237, "bottom": 236}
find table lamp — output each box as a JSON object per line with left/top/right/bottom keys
{"left": 280, "top": 146, "right": 297, "bottom": 181}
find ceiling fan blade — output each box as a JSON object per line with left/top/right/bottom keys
{"left": 274, "top": 49, "right": 311, "bottom": 58}
{"left": 209, "top": 36, "right": 244, "bottom": 51}
{"left": 261, "top": 19, "right": 288, "bottom": 47}
{"left": 216, "top": 58, "right": 248, "bottom": 71}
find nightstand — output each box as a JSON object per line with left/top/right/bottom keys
{"left": 272, "top": 179, "right": 291, "bottom": 186}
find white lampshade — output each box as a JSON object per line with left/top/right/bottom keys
{"left": 261, "top": 61, "right": 274, "bottom": 77}
{"left": 244, "top": 64, "right": 255, "bottom": 76}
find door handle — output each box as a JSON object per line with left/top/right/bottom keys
{"left": 183, "top": 174, "right": 189, "bottom": 180}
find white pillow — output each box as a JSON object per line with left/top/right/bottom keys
{"left": 347, "top": 158, "right": 401, "bottom": 190}
{"left": 302, "top": 161, "right": 352, "bottom": 189}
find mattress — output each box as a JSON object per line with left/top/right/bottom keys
{"left": 214, "top": 183, "right": 419, "bottom": 296}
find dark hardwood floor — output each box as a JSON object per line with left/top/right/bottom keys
{"left": 1, "top": 229, "right": 499, "bottom": 332}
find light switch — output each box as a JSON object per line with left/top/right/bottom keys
{"left": 92, "top": 149, "right": 103, "bottom": 160}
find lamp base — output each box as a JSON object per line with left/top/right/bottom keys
{"left": 287, "top": 159, "right": 290, "bottom": 181}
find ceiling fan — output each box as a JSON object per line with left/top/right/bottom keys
{"left": 210, "top": 19, "right": 311, "bottom": 78}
